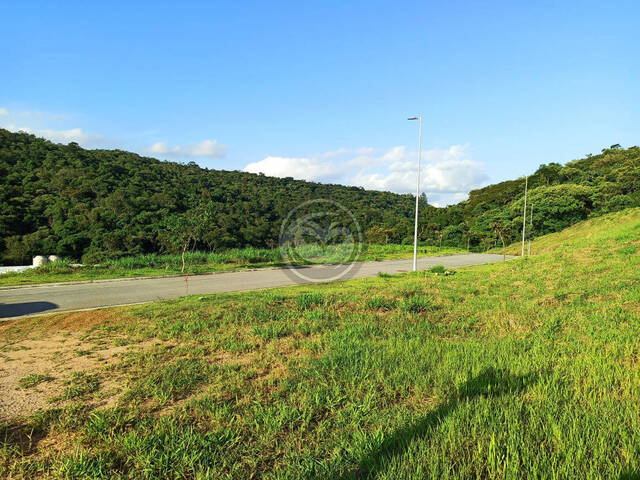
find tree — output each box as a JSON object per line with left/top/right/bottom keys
{"left": 510, "top": 184, "right": 594, "bottom": 236}
{"left": 158, "top": 199, "right": 213, "bottom": 272}
{"left": 366, "top": 226, "right": 394, "bottom": 245}
{"left": 1, "top": 128, "right": 639, "bottom": 265}
{"left": 490, "top": 222, "right": 508, "bottom": 260}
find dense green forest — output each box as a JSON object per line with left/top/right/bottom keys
{"left": 1, "top": 128, "right": 638, "bottom": 264}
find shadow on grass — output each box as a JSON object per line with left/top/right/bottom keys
{"left": 619, "top": 471, "right": 640, "bottom": 480}
{"left": 0, "top": 420, "right": 50, "bottom": 456}
{"left": 335, "top": 367, "right": 540, "bottom": 480}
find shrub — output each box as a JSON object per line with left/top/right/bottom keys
{"left": 82, "top": 250, "right": 114, "bottom": 265}
{"left": 32, "top": 258, "right": 75, "bottom": 274}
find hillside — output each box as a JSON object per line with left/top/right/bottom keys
{"left": 502, "top": 207, "right": 640, "bottom": 256}
{"left": 2, "top": 209, "right": 639, "bottom": 478}
{"left": 435, "top": 144, "right": 640, "bottom": 250}
{"left": 1, "top": 128, "right": 639, "bottom": 264}
{"left": 0, "top": 129, "right": 416, "bottom": 264}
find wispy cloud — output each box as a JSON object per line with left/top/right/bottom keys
{"left": 143, "top": 139, "right": 227, "bottom": 160}
{"left": 0, "top": 107, "right": 103, "bottom": 147}
{"left": 5, "top": 125, "right": 103, "bottom": 146}
{"left": 1, "top": 107, "right": 229, "bottom": 160}
{"left": 244, "top": 144, "right": 489, "bottom": 206}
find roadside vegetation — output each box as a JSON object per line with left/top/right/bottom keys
{"left": 2, "top": 129, "right": 638, "bottom": 266}
{"left": 0, "top": 244, "right": 464, "bottom": 286}
{"left": 1, "top": 208, "right": 638, "bottom": 478}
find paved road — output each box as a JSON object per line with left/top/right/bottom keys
{"left": 0, "top": 254, "right": 512, "bottom": 319}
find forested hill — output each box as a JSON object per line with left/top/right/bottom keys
{"left": 444, "top": 143, "right": 640, "bottom": 249}
{"left": 0, "top": 129, "right": 417, "bottom": 264}
{"left": 1, "top": 128, "right": 639, "bottom": 264}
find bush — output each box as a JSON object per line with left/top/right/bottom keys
{"left": 82, "top": 250, "right": 114, "bottom": 265}
{"left": 32, "top": 258, "right": 75, "bottom": 274}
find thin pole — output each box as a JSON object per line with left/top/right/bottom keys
{"left": 413, "top": 116, "right": 422, "bottom": 272}
{"left": 521, "top": 176, "right": 528, "bottom": 257}
{"left": 528, "top": 203, "right": 533, "bottom": 256}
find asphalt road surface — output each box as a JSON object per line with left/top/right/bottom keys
{"left": 0, "top": 253, "right": 513, "bottom": 319}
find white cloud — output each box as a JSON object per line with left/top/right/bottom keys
{"left": 1, "top": 107, "right": 228, "bottom": 161}
{"left": 243, "top": 144, "right": 489, "bottom": 206}
{"left": 34, "top": 127, "right": 102, "bottom": 145}
{"left": 143, "top": 139, "right": 227, "bottom": 159}
{"left": 189, "top": 140, "right": 226, "bottom": 157}
{"left": 2, "top": 123, "right": 103, "bottom": 147}
{"left": 145, "top": 142, "right": 177, "bottom": 155}
{"left": 355, "top": 150, "right": 486, "bottom": 193}
{"left": 245, "top": 156, "right": 344, "bottom": 182}
{"left": 0, "top": 107, "right": 104, "bottom": 147}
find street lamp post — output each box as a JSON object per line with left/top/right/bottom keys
{"left": 521, "top": 176, "right": 528, "bottom": 257}
{"left": 408, "top": 116, "right": 422, "bottom": 272}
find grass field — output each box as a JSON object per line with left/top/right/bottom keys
{"left": 0, "top": 244, "right": 464, "bottom": 287}
{"left": 1, "top": 209, "right": 639, "bottom": 479}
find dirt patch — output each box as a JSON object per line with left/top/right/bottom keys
{"left": 214, "top": 350, "right": 254, "bottom": 366}
{"left": 0, "top": 331, "right": 148, "bottom": 421}
{"left": 0, "top": 308, "right": 320, "bottom": 423}
{"left": 45, "top": 309, "right": 126, "bottom": 331}
{"left": 0, "top": 308, "right": 135, "bottom": 345}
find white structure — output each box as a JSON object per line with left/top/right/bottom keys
{"left": 32, "top": 255, "right": 49, "bottom": 267}
{"left": 0, "top": 266, "right": 33, "bottom": 274}
{"left": 407, "top": 115, "right": 423, "bottom": 272}
{"left": 521, "top": 176, "right": 528, "bottom": 256}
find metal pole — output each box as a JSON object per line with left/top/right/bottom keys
{"left": 413, "top": 116, "right": 422, "bottom": 271}
{"left": 528, "top": 203, "right": 533, "bottom": 256}
{"left": 521, "top": 176, "right": 528, "bottom": 257}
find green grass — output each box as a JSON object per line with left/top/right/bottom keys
{"left": 18, "top": 374, "right": 54, "bottom": 389}
{"left": 365, "top": 296, "right": 398, "bottom": 311}
{"left": 1, "top": 208, "right": 639, "bottom": 478}
{"left": 0, "top": 244, "right": 464, "bottom": 286}
{"left": 57, "top": 372, "right": 101, "bottom": 401}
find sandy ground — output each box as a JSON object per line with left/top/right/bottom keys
{"left": 0, "top": 332, "right": 136, "bottom": 420}
{"left": 0, "top": 311, "right": 149, "bottom": 421}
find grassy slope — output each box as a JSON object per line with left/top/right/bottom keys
{"left": 503, "top": 210, "right": 638, "bottom": 256}
{"left": 1, "top": 209, "right": 639, "bottom": 479}
{"left": 0, "top": 245, "right": 464, "bottom": 287}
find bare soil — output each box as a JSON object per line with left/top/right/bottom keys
{"left": 0, "top": 331, "right": 141, "bottom": 420}
{"left": 0, "top": 309, "right": 151, "bottom": 421}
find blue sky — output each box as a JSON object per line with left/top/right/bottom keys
{"left": 1, "top": 1, "right": 638, "bottom": 205}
